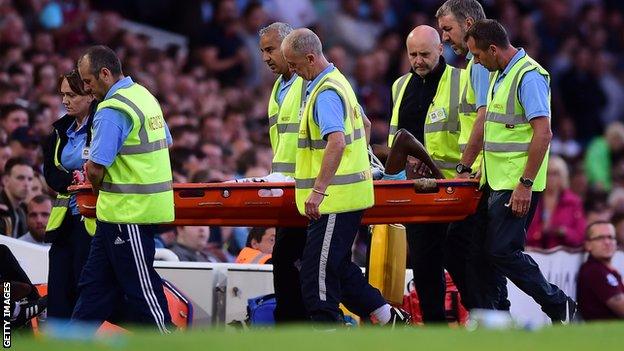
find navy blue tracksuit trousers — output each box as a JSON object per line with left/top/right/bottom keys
{"left": 71, "top": 221, "right": 171, "bottom": 332}
{"left": 300, "top": 210, "right": 387, "bottom": 323}
{"left": 480, "top": 187, "right": 567, "bottom": 317}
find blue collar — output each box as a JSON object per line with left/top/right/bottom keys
{"left": 282, "top": 73, "right": 298, "bottom": 87}
{"left": 306, "top": 64, "right": 335, "bottom": 97}
{"left": 67, "top": 118, "right": 88, "bottom": 135}
{"left": 498, "top": 48, "right": 526, "bottom": 79}
{"left": 104, "top": 76, "right": 134, "bottom": 100}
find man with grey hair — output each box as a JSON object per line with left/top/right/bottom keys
{"left": 259, "top": 22, "right": 309, "bottom": 323}
{"left": 282, "top": 28, "right": 410, "bottom": 326}
{"left": 437, "top": 0, "right": 510, "bottom": 311}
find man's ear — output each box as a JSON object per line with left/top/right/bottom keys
{"left": 99, "top": 67, "right": 112, "bottom": 82}
{"left": 306, "top": 53, "right": 315, "bottom": 65}
{"left": 2, "top": 174, "right": 8, "bottom": 187}
{"left": 489, "top": 44, "right": 497, "bottom": 56}
{"left": 465, "top": 17, "right": 474, "bottom": 29}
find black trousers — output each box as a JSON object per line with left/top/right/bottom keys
{"left": 272, "top": 226, "right": 308, "bottom": 323}
{"left": 300, "top": 211, "right": 386, "bottom": 323}
{"left": 47, "top": 214, "right": 93, "bottom": 319}
{"left": 406, "top": 222, "right": 450, "bottom": 323}
{"left": 447, "top": 188, "right": 510, "bottom": 311}
{"left": 481, "top": 187, "right": 567, "bottom": 317}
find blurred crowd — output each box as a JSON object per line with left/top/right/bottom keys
{"left": 1, "top": 0, "right": 624, "bottom": 261}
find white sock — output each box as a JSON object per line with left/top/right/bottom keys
{"left": 371, "top": 304, "right": 391, "bottom": 325}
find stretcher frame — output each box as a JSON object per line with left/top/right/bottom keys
{"left": 69, "top": 179, "right": 482, "bottom": 227}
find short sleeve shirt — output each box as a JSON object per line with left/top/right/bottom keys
{"left": 577, "top": 256, "right": 624, "bottom": 320}
{"left": 492, "top": 48, "right": 550, "bottom": 120}
{"left": 90, "top": 77, "right": 172, "bottom": 167}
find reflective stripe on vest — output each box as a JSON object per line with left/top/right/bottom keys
{"left": 482, "top": 55, "right": 550, "bottom": 191}
{"left": 295, "top": 69, "right": 373, "bottom": 214}
{"left": 297, "top": 128, "right": 364, "bottom": 149}
{"left": 46, "top": 194, "right": 97, "bottom": 235}
{"left": 53, "top": 131, "right": 69, "bottom": 172}
{"left": 46, "top": 194, "right": 71, "bottom": 232}
{"left": 250, "top": 252, "right": 270, "bottom": 264}
{"left": 458, "top": 58, "right": 484, "bottom": 170}
{"left": 388, "top": 73, "right": 412, "bottom": 147}
{"left": 268, "top": 75, "right": 306, "bottom": 177}
{"left": 108, "top": 94, "right": 169, "bottom": 155}
{"left": 96, "top": 82, "right": 174, "bottom": 224}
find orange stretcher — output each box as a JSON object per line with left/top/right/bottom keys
{"left": 69, "top": 179, "right": 482, "bottom": 227}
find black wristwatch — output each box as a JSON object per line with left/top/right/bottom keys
{"left": 455, "top": 163, "right": 472, "bottom": 174}
{"left": 519, "top": 177, "right": 534, "bottom": 188}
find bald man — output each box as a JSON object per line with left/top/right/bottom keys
{"left": 386, "top": 25, "right": 466, "bottom": 323}
{"left": 282, "top": 28, "right": 411, "bottom": 326}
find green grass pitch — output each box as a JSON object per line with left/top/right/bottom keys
{"left": 7, "top": 322, "right": 623, "bottom": 351}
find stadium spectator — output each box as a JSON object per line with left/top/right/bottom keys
{"left": 611, "top": 213, "right": 624, "bottom": 249}
{"left": 0, "top": 157, "right": 33, "bottom": 237}
{"left": 27, "top": 172, "right": 48, "bottom": 203}
{"left": 8, "top": 126, "right": 41, "bottom": 166}
{"left": 170, "top": 226, "right": 219, "bottom": 262}
{"left": 235, "top": 227, "right": 275, "bottom": 264}
{"left": 559, "top": 46, "right": 607, "bottom": 143}
{"left": 577, "top": 221, "right": 624, "bottom": 320}
{"left": 527, "top": 156, "right": 587, "bottom": 249}
{"left": 584, "top": 122, "right": 624, "bottom": 191}
{"left": 19, "top": 194, "right": 51, "bottom": 246}
{"left": 0, "top": 141, "right": 12, "bottom": 172}
{"left": 0, "top": 104, "right": 29, "bottom": 136}
{"left": 199, "top": 0, "right": 248, "bottom": 87}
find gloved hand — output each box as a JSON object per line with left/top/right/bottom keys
{"left": 72, "top": 169, "right": 86, "bottom": 184}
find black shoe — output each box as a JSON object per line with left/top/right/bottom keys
{"left": 387, "top": 306, "right": 412, "bottom": 328}
{"left": 551, "top": 297, "right": 576, "bottom": 325}
{"left": 12, "top": 296, "right": 47, "bottom": 328}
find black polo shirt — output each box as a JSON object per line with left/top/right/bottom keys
{"left": 396, "top": 56, "right": 447, "bottom": 143}
{"left": 577, "top": 255, "right": 624, "bottom": 320}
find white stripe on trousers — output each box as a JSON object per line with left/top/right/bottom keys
{"left": 131, "top": 225, "right": 170, "bottom": 333}
{"left": 127, "top": 224, "right": 169, "bottom": 333}
{"left": 318, "top": 214, "right": 336, "bottom": 301}
{"left": 128, "top": 225, "right": 167, "bottom": 333}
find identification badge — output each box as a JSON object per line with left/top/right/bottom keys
{"left": 81, "top": 147, "right": 90, "bottom": 160}
{"left": 428, "top": 108, "right": 447, "bottom": 123}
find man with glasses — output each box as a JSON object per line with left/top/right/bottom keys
{"left": 577, "top": 221, "right": 624, "bottom": 320}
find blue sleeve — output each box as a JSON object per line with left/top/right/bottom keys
{"left": 89, "top": 108, "right": 133, "bottom": 167}
{"left": 164, "top": 121, "right": 172, "bottom": 146}
{"left": 519, "top": 70, "right": 551, "bottom": 120}
{"left": 313, "top": 89, "right": 345, "bottom": 139}
{"left": 471, "top": 62, "right": 490, "bottom": 109}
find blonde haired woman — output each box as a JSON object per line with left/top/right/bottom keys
{"left": 527, "top": 156, "right": 587, "bottom": 249}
